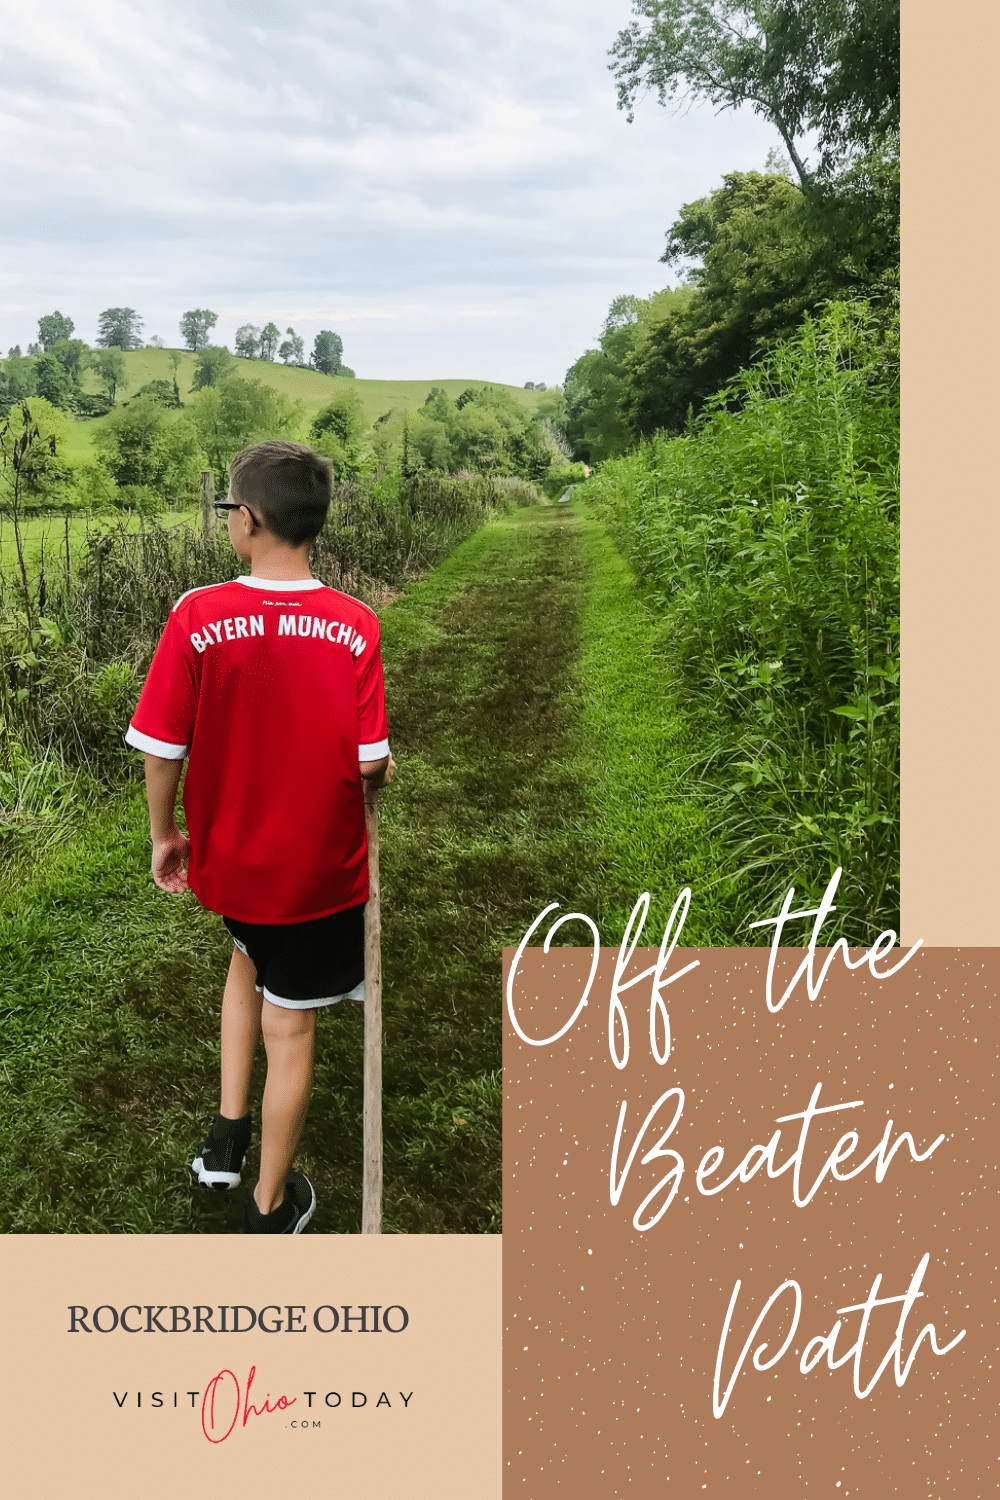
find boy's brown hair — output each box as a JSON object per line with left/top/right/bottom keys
{"left": 228, "top": 440, "right": 333, "bottom": 546}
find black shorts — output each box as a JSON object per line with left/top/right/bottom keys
{"left": 223, "top": 904, "right": 366, "bottom": 1010}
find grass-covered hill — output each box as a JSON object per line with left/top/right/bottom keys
{"left": 62, "top": 347, "right": 548, "bottom": 466}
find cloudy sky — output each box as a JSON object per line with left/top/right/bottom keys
{"left": 1, "top": 0, "right": 783, "bottom": 384}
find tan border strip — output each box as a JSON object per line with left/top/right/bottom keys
{"left": 901, "top": 0, "right": 1000, "bottom": 943}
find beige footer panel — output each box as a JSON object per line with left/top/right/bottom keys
{"left": 1, "top": 1234, "right": 500, "bottom": 1496}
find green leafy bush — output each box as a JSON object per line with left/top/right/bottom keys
{"left": 312, "top": 472, "right": 536, "bottom": 592}
{"left": 134, "top": 379, "right": 182, "bottom": 409}
{"left": 92, "top": 395, "right": 204, "bottom": 505}
{"left": 541, "top": 462, "right": 587, "bottom": 499}
{"left": 0, "top": 399, "right": 76, "bottom": 511}
{"left": 310, "top": 389, "right": 368, "bottom": 477}
{"left": 188, "top": 376, "right": 301, "bottom": 487}
{"left": 74, "top": 393, "right": 114, "bottom": 418}
{"left": 407, "top": 384, "right": 564, "bottom": 483}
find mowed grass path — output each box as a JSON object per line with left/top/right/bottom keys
{"left": 0, "top": 502, "right": 731, "bottom": 1233}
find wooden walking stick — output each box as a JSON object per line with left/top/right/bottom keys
{"left": 362, "top": 781, "right": 383, "bottom": 1234}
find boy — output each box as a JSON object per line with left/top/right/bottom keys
{"left": 126, "top": 440, "right": 394, "bottom": 1233}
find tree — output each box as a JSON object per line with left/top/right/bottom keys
{"left": 234, "top": 324, "right": 261, "bottom": 359}
{"left": 279, "top": 328, "right": 305, "bottom": 364}
{"left": 404, "top": 383, "right": 559, "bottom": 480}
{"left": 0, "top": 353, "right": 36, "bottom": 409}
{"left": 33, "top": 353, "right": 76, "bottom": 410}
{"left": 168, "top": 349, "right": 183, "bottom": 405}
{"left": 50, "top": 337, "right": 91, "bottom": 386}
{"left": 259, "top": 322, "right": 280, "bottom": 361}
{"left": 661, "top": 168, "right": 813, "bottom": 292}
{"left": 563, "top": 287, "right": 693, "bottom": 460}
{"left": 451, "top": 389, "right": 527, "bottom": 474}
{"left": 311, "top": 330, "right": 343, "bottom": 375}
{"left": 621, "top": 174, "right": 817, "bottom": 435}
{"left": 619, "top": 165, "right": 895, "bottom": 438}
{"left": 564, "top": 349, "right": 635, "bottom": 462}
{"left": 535, "top": 386, "right": 569, "bottom": 432}
{"left": 96, "top": 307, "right": 144, "bottom": 350}
{"left": 311, "top": 390, "right": 366, "bottom": 445}
{"left": 92, "top": 395, "right": 204, "bottom": 499}
{"left": 310, "top": 390, "right": 367, "bottom": 475}
{"left": 179, "top": 309, "right": 218, "bottom": 351}
{"left": 189, "top": 377, "right": 302, "bottom": 486}
{"left": 135, "top": 379, "right": 183, "bottom": 408}
{"left": 37, "top": 311, "right": 75, "bottom": 349}
{"left": 93, "top": 348, "right": 129, "bottom": 404}
{"left": 191, "top": 345, "right": 235, "bottom": 390}
{"left": 813, "top": 2, "right": 899, "bottom": 169}
{"left": 609, "top": 1, "right": 899, "bottom": 187}
{"left": 0, "top": 398, "right": 75, "bottom": 514}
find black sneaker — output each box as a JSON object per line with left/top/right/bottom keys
{"left": 191, "top": 1112, "right": 252, "bottom": 1191}
{"left": 243, "top": 1171, "right": 316, "bottom": 1234}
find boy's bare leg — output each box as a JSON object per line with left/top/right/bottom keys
{"left": 220, "top": 946, "right": 263, "bottom": 1119}
{"left": 256, "top": 1003, "right": 316, "bottom": 1213}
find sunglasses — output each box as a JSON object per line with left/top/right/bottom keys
{"left": 213, "top": 499, "right": 262, "bottom": 525}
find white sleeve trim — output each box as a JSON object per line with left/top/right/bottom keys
{"left": 171, "top": 581, "right": 226, "bottom": 611}
{"left": 125, "top": 724, "right": 188, "bottom": 759}
{"left": 359, "top": 739, "right": 390, "bottom": 760}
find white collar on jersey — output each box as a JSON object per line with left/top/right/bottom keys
{"left": 236, "top": 575, "right": 324, "bottom": 590}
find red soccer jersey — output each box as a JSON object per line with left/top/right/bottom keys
{"left": 126, "top": 574, "right": 390, "bottom": 923}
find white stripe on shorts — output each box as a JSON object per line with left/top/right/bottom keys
{"left": 263, "top": 980, "right": 366, "bottom": 1011}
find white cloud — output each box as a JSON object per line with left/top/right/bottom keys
{"left": 0, "top": 0, "right": 782, "bottom": 380}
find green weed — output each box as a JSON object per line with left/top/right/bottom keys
{"left": 583, "top": 301, "right": 899, "bottom": 941}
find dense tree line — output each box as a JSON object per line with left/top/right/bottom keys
{"left": 0, "top": 308, "right": 354, "bottom": 417}
{"left": 564, "top": 0, "right": 899, "bottom": 457}
{"left": 398, "top": 384, "right": 568, "bottom": 483}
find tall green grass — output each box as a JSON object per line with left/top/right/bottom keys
{"left": 583, "top": 302, "right": 899, "bottom": 941}
{"left": 0, "top": 742, "right": 84, "bottom": 865}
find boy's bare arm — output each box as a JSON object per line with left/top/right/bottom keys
{"left": 143, "top": 752, "right": 190, "bottom": 893}
{"left": 360, "top": 752, "right": 395, "bottom": 789}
